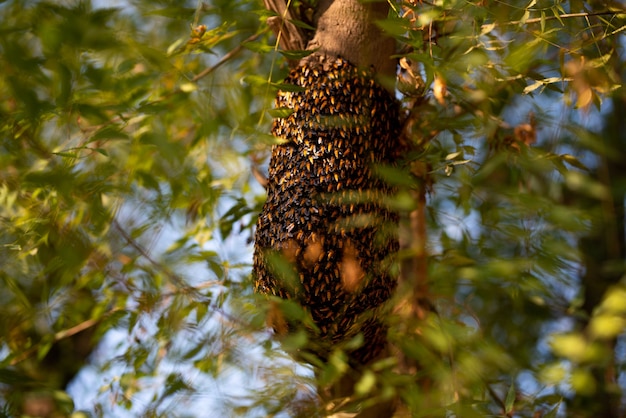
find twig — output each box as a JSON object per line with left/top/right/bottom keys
{"left": 111, "top": 219, "right": 258, "bottom": 329}
{"left": 489, "top": 11, "right": 624, "bottom": 28}
{"left": 54, "top": 317, "right": 101, "bottom": 341}
{"left": 112, "top": 218, "right": 189, "bottom": 289}
{"left": 192, "top": 31, "right": 265, "bottom": 83}
{"left": 252, "top": 164, "right": 269, "bottom": 189}
{"left": 9, "top": 308, "right": 120, "bottom": 366}
{"left": 487, "top": 383, "right": 508, "bottom": 414}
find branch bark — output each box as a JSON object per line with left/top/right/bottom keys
{"left": 306, "top": 0, "right": 396, "bottom": 78}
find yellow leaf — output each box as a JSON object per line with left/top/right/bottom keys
{"left": 524, "top": 80, "right": 543, "bottom": 94}
{"left": 589, "top": 315, "right": 626, "bottom": 339}
{"left": 179, "top": 83, "right": 197, "bottom": 93}
{"left": 445, "top": 151, "right": 461, "bottom": 160}
{"left": 550, "top": 333, "right": 587, "bottom": 362}
{"left": 433, "top": 74, "right": 447, "bottom": 105}
{"left": 571, "top": 369, "right": 596, "bottom": 396}
{"left": 539, "top": 363, "right": 567, "bottom": 385}
{"left": 600, "top": 286, "right": 626, "bottom": 313}
{"left": 480, "top": 23, "right": 496, "bottom": 36}
{"left": 354, "top": 370, "right": 376, "bottom": 396}
{"left": 575, "top": 87, "right": 593, "bottom": 110}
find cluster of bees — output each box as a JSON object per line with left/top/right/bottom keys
{"left": 254, "top": 55, "right": 400, "bottom": 364}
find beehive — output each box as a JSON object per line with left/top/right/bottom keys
{"left": 254, "top": 54, "right": 400, "bottom": 364}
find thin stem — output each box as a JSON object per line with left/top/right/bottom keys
{"left": 492, "top": 11, "right": 624, "bottom": 28}
{"left": 192, "top": 31, "right": 265, "bottom": 83}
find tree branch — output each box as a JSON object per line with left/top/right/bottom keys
{"left": 263, "top": 0, "right": 307, "bottom": 52}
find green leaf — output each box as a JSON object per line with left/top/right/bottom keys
{"left": 287, "top": 18, "right": 315, "bottom": 31}
{"left": 550, "top": 334, "right": 588, "bottom": 362}
{"left": 146, "top": 7, "right": 196, "bottom": 18}
{"left": 162, "top": 373, "right": 192, "bottom": 399}
{"left": 89, "top": 125, "right": 129, "bottom": 141}
{"left": 560, "top": 154, "right": 588, "bottom": 171}
{"left": 589, "top": 315, "right": 626, "bottom": 339}
{"left": 505, "top": 382, "right": 516, "bottom": 413}
{"left": 52, "top": 151, "right": 78, "bottom": 158}
{"left": 373, "top": 165, "right": 418, "bottom": 187}
{"left": 354, "top": 370, "right": 376, "bottom": 396}
{"left": 241, "top": 74, "right": 270, "bottom": 87}
{"left": 280, "top": 328, "right": 309, "bottom": 352}
{"left": 551, "top": 6, "right": 564, "bottom": 26}
{"left": 375, "top": 15, "right": 411, "bottom": 37}
{"left": 270, "top": 81, "right": 306, "bottom": 92}
{"left": 52, "top": 390, "right": 75, "bottom": 415}
{"left": 0, "top": 368, "right": 37, "bottom": 386}
{"left": 92, "top": 148, "right": 109, "bottom": 157}
{"left": 278, "top": 49, "right": 315, "bottom": 60}
{"left": 544, "top": 400, "right": 562, "bottom": 418}
{"left": 268, "top": 107, "right": 294, "bottom": 118}
{"left": 242, "top": 40, "right": 275, "bottom": 53}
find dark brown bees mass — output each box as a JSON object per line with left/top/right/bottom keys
{"left": 253, "top": 55, "right": 400, "bottom": 365}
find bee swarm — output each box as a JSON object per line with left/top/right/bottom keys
{"left": 254, "top": 54, "right": 400, "bottom": 364}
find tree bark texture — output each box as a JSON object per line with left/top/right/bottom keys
{"left": 307, "top": 0, "right": 396, "bottom": 77}
{"left": 254, "top": 0, "right": 399, "bottom": 366}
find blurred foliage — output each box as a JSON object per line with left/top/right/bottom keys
{"left": 0, "top": 0, "right": 624, "bottom": 417}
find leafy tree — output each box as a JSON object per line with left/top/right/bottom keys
{"left": 0, "top": 0, "right": 624, "bottom": 417}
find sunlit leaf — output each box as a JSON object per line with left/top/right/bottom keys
{"left": 278, "top": 48, "right": 315, "bottom": 60}
{"left": 505, "top": 382, "right": 516, "bottom": 413}
{"left": 589, "top": 315, "right": 626, "bottom": 339}
{"left": 354, "top": 370, "right": 376, "bottom": 396}
{"left": 571, "top": 369, "right": 596, "bottom": 396}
